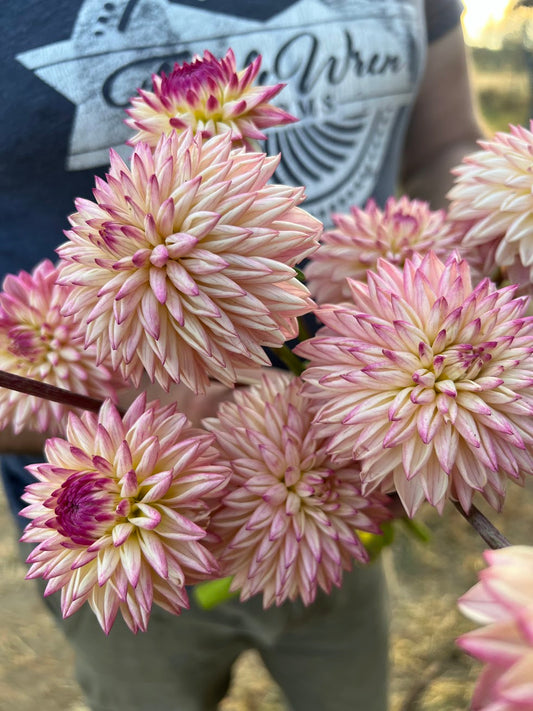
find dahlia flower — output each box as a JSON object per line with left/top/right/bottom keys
{"left": 57, "top": 130, "right": 321, "bottom": 393}
{"left": 295, "top": 252, "right": 533, "bottom": 516}
{"left": 305, "top": 197, "right": 461, "bottom": 304}
{"left": 126, "top": 49, "right": 296, "bottom": 151}
{"left": 203, "top": 371, "right": 391, "bottom": 608}
{"left": 447, "top": 122, "right": 533, "bottom": 285}
{"left": 20, "top": 394, "right": 230, "bottom": 633}
{"left": 458, "top": 546, "right": 533, "bottom": 711}
{"left": 0, "top": 260, "right": 120, "bottom": 434}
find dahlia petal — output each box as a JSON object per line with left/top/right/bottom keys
{"left": 92, "top": 585, "right": 121, "bottom": 635}
{"left": 434, "top": 426, "right": 459, "bottom": 474}
{"left": 421, "top": 458, "right": 449, "bottom": 509}
{"left": 393, "top": 470, "right": 427, "bottom": 517}
{"left": 138, "top": 471, "right": 174, "bottom": 502}
{"left": 138, "top": 529, "right": 168, "bottom": 578}
{"left": 402, "top": 435, "right": 433, "bottom": 479}
{"left": 112, "top": 523, "right": 134, "bottom": 548}
{"left": 62, "top": 573, "right": 91, "bottom": 616}
{"left": 181, "top": 210, "right": 221, "bottom": 240}
{"left": 97, "top": 545, "right": 121, "bottom": 586}
{"left": 166, "top": 232, "right": 199, "bottom": 258}
{"left": 149, "top": 268, "right": 168, "bottom": 304}
{"left": 135, "top": 437, "right": 161, "bottom": 479}
{"left": 120, "top": 469, "right": 138, "bottom": 500}
{"left": 166, "top": 261, "right": 200, "bottom": 296}
{"left": 128, "top": 503, "right": 162, "bottom": 530}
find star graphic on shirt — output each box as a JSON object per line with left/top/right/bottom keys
{"left": 16, "top": 0, "right": 417, "bottom": 222}
{"left": 16, "top": 0, "right": 294, "bottom": 170}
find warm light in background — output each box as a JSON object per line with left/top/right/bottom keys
{"left": 462, "top": 0, "right": 514, "bottom": 43}
{"left": 459, "top": 0, "right": 531, "bottom": 137}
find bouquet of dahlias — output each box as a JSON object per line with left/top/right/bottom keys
{"left": 2, "top": 47, "right": 533, "bottom": 710}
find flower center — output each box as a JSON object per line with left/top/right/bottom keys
{"left": 283, "top": 465, "right": 337, "bottom": 512}
{"left": 8, "top": 314, "right": 72, "bottom": 368}
{"left": 437, "top": 342, "right": 495, "bottom": 383}
{"left": 50, "top": 471, "right": 118, "bottom": 545}
{"left": 161, "top": 58, "right": 225, "bottom": 105}
{"left": 8, "top": 325, "right": 44, "bottom": 362}
{"left": 389, "top": 213, "right": 420, "bottom": 249}
{"left": 149, "top": 244, "right": 170, "bottom": 268}
{"left": 456, "top": 344, "right": 492, "bottom": 375}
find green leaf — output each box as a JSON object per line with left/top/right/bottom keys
{"left": 359, "top": 521, "right": 395, "bottom": 560}
{"left": 193, "top": 577, "right": 238, "bottom": 610}
{"left": 400, "top": 517, "right": 431, "bottom": 543}
{"left": 294, "top": 266, "right": 306, "bottom": 283}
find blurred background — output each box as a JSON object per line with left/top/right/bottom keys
{"left": 463, "top": 0, "right": 532, "bottom": 133}
{"left": 2, "top": 2, "right": 533, "bottom": 710}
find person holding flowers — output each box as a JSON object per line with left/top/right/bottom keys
{"left": 0, "top": 1, "right": 480, "bottom": 709}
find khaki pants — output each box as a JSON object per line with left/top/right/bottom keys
{"left": 39, "top": 561, "right": 389, "bottom": 711}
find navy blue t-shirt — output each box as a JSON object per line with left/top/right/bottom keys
{"left": 0, "top": 0, "right": 461, "bottom": 523}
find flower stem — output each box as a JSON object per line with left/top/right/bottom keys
{"left": 297, "top": 315, "right": 313, "bottom": 342}
{"left": 0, "top": 369, "right": 105, "bottom": 414}
{"left": 453, "top": 500, "right": 510, "bottom": 549}
{"left": 270, "top": 345, "right": 306, "bottom": 376}
{"left": 400, "top": 517, "right": 432, "bottom": 543}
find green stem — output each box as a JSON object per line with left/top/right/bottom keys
{"left": 400, "top": 517, "right": 431, "bottom": 543}
{"left": 271, "top": 345, "right": 306, "bottom": 376}
{"left": 297, "top": 315, "right": 313, "bottom": 342}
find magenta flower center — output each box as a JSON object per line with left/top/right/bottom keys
{"left": 8, "top": 325, "right": 43, "bottom": 361}
{"left": 161, "top": 58, "right": 225, "bottom": 99}
{"left": 391, "top": 212, "right": 419, "bottom": 237}
{"left": 457, "top": 344, "right": 493, "bottom": 372}
{"left": 302, "top": 469, "right": 336, "bottom": 503}
{"left": 8, "top": 317, "right": 70, "bottom": 365}
{"left": 150, "top": 244, "right": 170, "bottom": 268}
{"left": 441, "top": 342, "right": 496, "bottom": 382}
{"left": 50, "top": 471, "right": 118, "bottom": 545}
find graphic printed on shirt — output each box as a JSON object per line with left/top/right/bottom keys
{"left": 16, "top": 0, "right": 424, "bottom": 221}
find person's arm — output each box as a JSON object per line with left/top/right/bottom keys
{"left": 401, "top": 24, "right": 481, "bottom": 207}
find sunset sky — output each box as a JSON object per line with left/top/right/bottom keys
{"left": 461, "top": 0, "right": 515, "bottom": 44}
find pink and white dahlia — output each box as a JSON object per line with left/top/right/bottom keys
{"left": 0, "top": 260, "right": 120, "bottom": 434}
{"left": 57, "top": 130, "right": 321, "bottom": 393}
{"left": 296, "top": 252, "right": 533, "bottom": 516}
{"left": 203, "top": 372, "right": 391, "bottom": 607}
{"left": 126, "top": 49, "right": 296, "bottom": 151}
{"left": 458, "top": 546, "right": 533, "bottom": 711}
{"left": 20, "top": 394, "right": 230, "bottom": 633}
{"left": 448, "top": 122, "right": 533, "bottom": 285}
{"left": 305, "top": 197, "right": 461, "bottom": 304}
